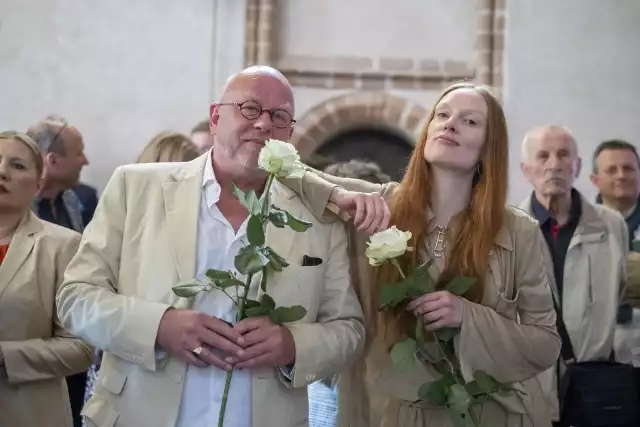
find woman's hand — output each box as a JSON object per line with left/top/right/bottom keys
{"left": 407, "top": 291, "right": 464, "bottom": 331}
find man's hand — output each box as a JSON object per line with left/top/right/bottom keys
{"left": 330, "top": 187, "right": 390, "bottom": 234}
{"left": 156, "top": 309, "right": 245, "bottom": 370}
{"left": 231, "top": 316, "right": 296, "bottom": 369}
{"left": 407, "top": 291, "right": 464, "bottom": 331}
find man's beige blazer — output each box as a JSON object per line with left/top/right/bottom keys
{"left": 56, "top": 154, "right": 365, "bottom": 427}
{"left": 0, "top": 211, "right": 92, "bottom": 427}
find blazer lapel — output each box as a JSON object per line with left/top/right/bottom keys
{"left": 162, "top": 155, "right": 208, "bottom": 282}
{"left": 265, "top": 181, "right": 302, "bottom": 268}
{"left": 0, "top": 212, "right": 41, "bottom": 301}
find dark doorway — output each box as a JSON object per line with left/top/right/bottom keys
{"left": 315, "top": 128, "right": 413, "bottom": 182}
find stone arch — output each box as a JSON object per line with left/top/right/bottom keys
{"left": 290, "top": 92, "right": 430, "bottom": 159}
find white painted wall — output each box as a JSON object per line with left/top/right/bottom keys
{"left": 280, "top": 0, "right": 476, "bottom": 62}
{"left": 504, "top": 0, "right": 640, "bottom": 203}
{"left": 0, "top": 0, "right": 246, "bottom": 191}
{"left": 2, "top": 0, "right": 638, "bottom": 203}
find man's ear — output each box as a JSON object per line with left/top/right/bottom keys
{"left": 575, "top": 157, "right": 582, "bottom": 179}
{"left": 44, "top": 152, "right": 57, "bottom": 166}
{"left": 210, "top": 103, "right": 220, "bottom": 131}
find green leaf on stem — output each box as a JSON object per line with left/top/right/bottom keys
{"left": 263, "top": 247, "right": 289, "bottom": 271}
{"left": 245, "top": 306, "right": 270, "bottom": 318}
{"left": 285, "top": 211, "right": 312, "bottom": 232}
{"left": 206, "top": 269, "right": 232, "bottom": 281}
{"left": 235, "top": 246, "right": 270, "bottom": 275}
{"left": 379, "top": 283, "right": 409, "bottom": 310}
{"left": 417, "top": 378, "right": 448, "bottom": 407}
{"left": 172, "top": 280, "right": 211, "bottom": 298}
{"left": 445, "top": 276, "right": 476, "bottom": 297}
{"left": 464, "top": 381, "right": 484, "bottom": 397}
{"left": 266, "top": 206, "right": 312, "bottom": 232}
{"left": 247, "top": 215, "right": 266, "bottom": 246}
{"left": 267, "top": 210, "right": 288, "bottom": 228}
{"left": 259, "top": 270, "right": 268, "bottom": 292}
{"left": 244, "top": 299, "right": 261, "bottom": 309}
{"left": 261, "top": 294, "right": 276, "bottom": 311}
{"left": 232, "top": 185, "right": 262, "bottom": 215}
{"left": 473, "top": 370, "right": 499, "bottom": 394}
{"left": 390, "top": 338, "right": 417, "bottom": 371}
{"left": 435, "top": 327, "right": 460, "bottom": 342}
{"left": 447, "top": 384, "right": 472, "bottom": 414}
{"left": 215, "top": 276, "right": 245, "bottom": 289}
{"left": 270, "top": 305, "right": 307, "bottom": 324}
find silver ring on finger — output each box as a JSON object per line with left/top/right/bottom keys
{"left": 192, "top": 346, "right": 204, "bottom": 358}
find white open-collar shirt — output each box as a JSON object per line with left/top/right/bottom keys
{"left": 175, "top": 152, "right": 257, "bottom": 427}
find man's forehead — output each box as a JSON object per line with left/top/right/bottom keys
{"left": 223, "top": 74, "right": 293, "bottom": 110}
{"left": 534, "top": 131, "right": 576, "bottom": 150}
{"left": 598, "top": 149, "right": 638, "bottom": 164}
{"left": 227, "top": 89, "right": 293, "bottom": 110}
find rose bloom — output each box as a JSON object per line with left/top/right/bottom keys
{"left": 366, "top": 226, "right": 412, "bottom": 266}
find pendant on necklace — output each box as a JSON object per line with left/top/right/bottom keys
{"left": 432, "top": 226, "right": 447, "bottom": 258}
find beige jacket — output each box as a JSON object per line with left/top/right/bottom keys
{"left": 518, "top": 194, "right": 629, "bottom": 418}
{"left": 283, "top": 171, "right": 561, "bottom": 427}
{"left": 56, "top": 154, "right": 365, "bottom": 427}
{"left": 0, "top": 212, "right": 92, "bottom": 427}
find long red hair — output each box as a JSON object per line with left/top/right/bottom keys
{"left": 375, "top": 82, "right": 509, "bottom": 347}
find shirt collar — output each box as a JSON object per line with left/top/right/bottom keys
{"left": 530, "top": 188, "right": 582, "bottom": 225}
{"left": 202, "top": 150, "right": 221, "bottom": 208}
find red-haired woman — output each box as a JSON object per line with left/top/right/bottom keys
{"left": 284, "top": 82, "right": 561, "bottom": 426}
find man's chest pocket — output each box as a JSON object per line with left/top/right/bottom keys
{"left": 270, "top": 264, "right": 325, "bottom": 320}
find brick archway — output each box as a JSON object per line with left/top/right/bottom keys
{"left": 290, "top": 92, "right": 429, "bottom": 159}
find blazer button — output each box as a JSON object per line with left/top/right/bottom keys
{"left": 173, "top": 374, "right": 184, "bottom": 383}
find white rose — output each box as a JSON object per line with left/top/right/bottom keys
{"left": 258, "top": 139, "right": 304, "bottom": 178}
{"left": 365, "top": 226, "right": 412, "bottom": 266}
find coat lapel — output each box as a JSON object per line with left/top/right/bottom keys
{"left": 265, "top": 181, "right": 302, "bottom": 268}
{"left": 162, "top": 155, "right": 208, "bottom": 282}
{"left": 0, "top": 212, "right": 41, "bottom": 301}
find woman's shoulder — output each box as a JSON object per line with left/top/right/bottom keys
{"left": 500, "top": 205, "right": 541, "bottom": 241}
{"left": 34, "top": 215, "right": 82, "bottom": 248}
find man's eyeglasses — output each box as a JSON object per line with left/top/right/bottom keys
{"left": 217, "top": 100, "right": 295, "bottom": 129}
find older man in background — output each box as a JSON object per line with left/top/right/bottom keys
{"left": 26, "top": 116, "right": 91, "bottom": 427}
{"left": 518, "top": 125, "right": 630, "bottom": 423}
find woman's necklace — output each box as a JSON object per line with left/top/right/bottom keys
{"left": 430, "top": 225, "right": 448, "bottom": 258}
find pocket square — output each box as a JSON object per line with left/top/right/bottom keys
{"left": 302, "top": 255, "right": 323, "bottom": 266}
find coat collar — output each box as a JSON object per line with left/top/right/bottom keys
{"left": 0, "top": 211, "right": 43, "bottom": 301}
{"left": 519, "top": 190, "right": 608, "bottom": 240}
{"left": 162, "top": 152, "right": 300, "bottom": 283}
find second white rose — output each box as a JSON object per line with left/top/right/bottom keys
{"left": 365, "top": 226, "right": 413, "bottom": 266}
{"left": 258, "top": 139, "right": 304, "bottom": 178}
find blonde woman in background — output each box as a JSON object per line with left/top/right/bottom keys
{"left": 0, "top": 131, "right": 92, "bottom": 427}
{"left": 136, "top": 131, "right": 200, "bottom": 163}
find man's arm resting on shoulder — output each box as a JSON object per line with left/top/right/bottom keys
{"left": 278, "top": 221, "right": 366, "bottom": 388}
{"left": 56, "top": 167, "right": 172, "bottom": 372}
